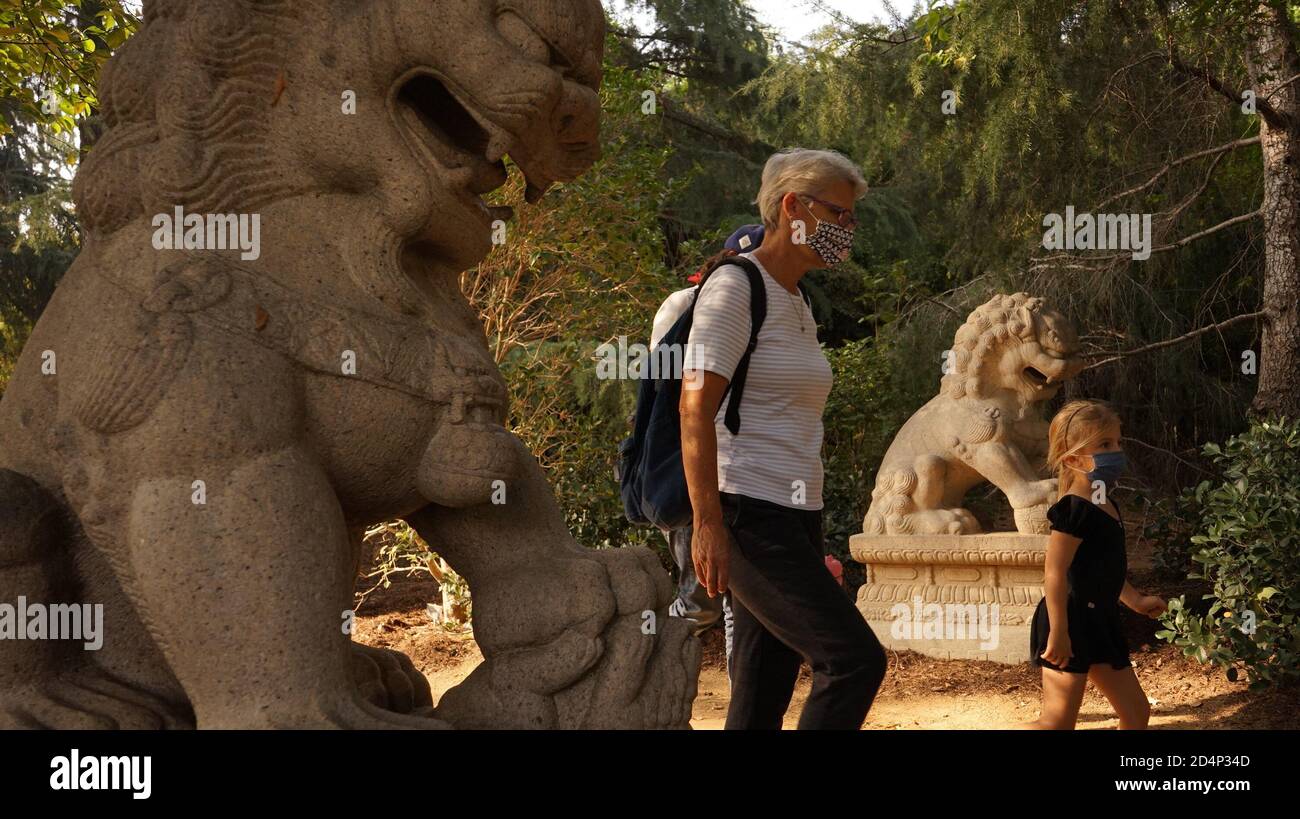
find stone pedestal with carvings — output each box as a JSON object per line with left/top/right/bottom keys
{"left": 851, "top": 532, "right": 1047, "bottom": 664}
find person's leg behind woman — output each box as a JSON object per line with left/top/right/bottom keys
{"left": 666, "top": 524, "right": 724, "bottom": 634}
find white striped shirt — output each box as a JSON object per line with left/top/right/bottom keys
{"left": 683, "top": 252, "right": 833, "bottom": 510}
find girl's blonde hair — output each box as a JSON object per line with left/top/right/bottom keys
{"left": 1047, "top": 399, "right": 1122, "bottom": 496}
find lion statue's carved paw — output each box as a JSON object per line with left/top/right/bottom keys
{"left": 430, "top": 546, "right": 697, "bottom": 729}
{"left": 351, "top": 643, "right": 434, "bottom": 714}
{"left": 901, "top": 507, "right": 982, "bottom": 535}
{"left": 0, "top": 668, "right": 194, "bottom": 730}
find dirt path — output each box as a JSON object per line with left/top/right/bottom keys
{"left": 354, "top": 582, "right": 1300, "bottom": 730}
{"left": 675, "top": 627, "right": 1299, "bottom": 729}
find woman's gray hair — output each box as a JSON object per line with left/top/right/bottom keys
{"left": 755, "top": 148, "right": 868, "bottom": 230}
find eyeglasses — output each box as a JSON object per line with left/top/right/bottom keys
{"left": 797, "top": 194, "right": 858, "bottom": 229}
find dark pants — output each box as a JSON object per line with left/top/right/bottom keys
{"left": 721, "top": 492, "right": 886, "bottom": 730}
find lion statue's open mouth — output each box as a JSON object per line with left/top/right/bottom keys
{"left": 395, "top": 72, "right": 515, "bottom": 225}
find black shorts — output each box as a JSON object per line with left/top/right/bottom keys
{"left": 1029, "top": 596, "right": 1131, "bottom": 674}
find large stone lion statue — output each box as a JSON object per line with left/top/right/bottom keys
{"left": 863, "top": 293, "right": 1084, "bottom": 537}
{"left": 0, "top": 0, "right": 699, "bottom": 728}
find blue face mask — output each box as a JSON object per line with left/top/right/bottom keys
{"left": 1086, "top": 450, "right": 1128, "bottom": 493}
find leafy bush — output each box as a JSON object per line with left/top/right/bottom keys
{"left": 821, "top": 336, "right": 910, "bottom": 582}
{"left": 0, "top": 317, "right": 26, "bottom": 397}
{"left": 1139, "top": 493, "right": 1198, "bottom": 579}
{"left": 356, "top": 521, "right": 471, "bottom": 628}
{"left": 356, "top": 520, "right": 436, "bottom": 604}
{"left": 500, "top": 339, "right": 659, "bottom": 554}
{"left": 1156, "top": 417, "right": 1300, "bottom": 687}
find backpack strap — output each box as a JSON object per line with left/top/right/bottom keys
{"left": 697, "top": 255, "right": 766, "bottom": 436}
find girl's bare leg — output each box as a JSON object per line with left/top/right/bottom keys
{"left": 1088, "top": 665, "right": 1151, "bottom": 729}
{"left": 1021, "top": 667, "right": 1087, "bottom": 729}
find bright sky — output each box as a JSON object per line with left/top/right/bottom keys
{"left": 605, "top": 1, "right": 911, "bottom": 47}
{"left": 745, "top": 0, "right": 903, "bottom": 43}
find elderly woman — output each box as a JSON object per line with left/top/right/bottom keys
{"left": 681, "top": 148, "right": 887, "bottom": 729}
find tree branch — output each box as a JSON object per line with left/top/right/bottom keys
{"left": 1082, "top": 311, "right": 1265, "bottom": 371}
{"left": 657, "top": 96, "right": 774, "bottom": 156}
{"left": 1095, "top": 136, "right": 1259, "bottom": 210}
{"left": 1152, "top": 208, "right": 1262, "bottom": 253}
{"left": 1120, "top": 435, "right": 1215, "bottom": 475}
{"left": 1262, "top": 71, "right": 1300, "bottom": 100}
{"left": 1156, "top": 1, "right": 1288, "bottom": 128}
{"left": 1030, "top": 209, "right": 1260, "bottom": 266}
{"left": 1087, "top": 51, "right": 1164, "bottom": 126}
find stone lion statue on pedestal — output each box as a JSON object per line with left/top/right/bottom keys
{"left": 0, "top": 0, "right": 698, "bottom": 729}
{"left": 863, "top": 293, "right": 1084, "bottom": 537}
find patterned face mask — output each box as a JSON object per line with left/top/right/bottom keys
{"left": 804, "top": 212, "right": 855, "bottom": 265}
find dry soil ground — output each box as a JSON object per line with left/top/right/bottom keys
{"left": 353, "top": 569, "right": 1300, "bottom": 730}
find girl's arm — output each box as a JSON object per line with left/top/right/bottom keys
{"left": 1043, "top": 530, "right": 1082, "bottom": 634}
{"left": 1119, "top": 581, "right": 1143, "bottom": 610}
{"left": 1121, "top": 581, "right": 1167, "bottom": 617}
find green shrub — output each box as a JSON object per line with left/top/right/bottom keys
{"left": 0, "top": 317, "right": 28, "bottom": 398}
{"left": 500, "top": 339, "right": 660, "bottom": 554}
{"left": 1156, "top": 417, "right": 1300, "bottom": 687}
{"left": 1139, "top": 493, "right": 1198, "bottom": 579}
{"left": 821, "top": 336, "right": 910, "bottom": 581}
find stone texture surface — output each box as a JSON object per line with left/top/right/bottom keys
{"left": 0, "top": 0, "right": 698, "bottom": 728}
{"left": 852, "top": 532, "right": 1048, "bottom": 663}
{"left": 862, "top": 293, "right": 1084, "bottom": 537}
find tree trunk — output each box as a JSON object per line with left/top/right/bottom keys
{"left": 1247, "top": 4, "right": 1300, "bottom": 419}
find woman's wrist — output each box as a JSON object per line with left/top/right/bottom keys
{"left": 693, "top": 505, "right": 724, "bottom": 527}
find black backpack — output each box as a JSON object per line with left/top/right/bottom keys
{"left": 616, "top": 256, "right": 769, "bottom": 530}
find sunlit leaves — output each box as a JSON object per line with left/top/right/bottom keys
{"left": 0, "top": 1, "right": 140, "bottom": 138}
{"left": 1157, "top": 418, "right": 1300, "bottom": 687}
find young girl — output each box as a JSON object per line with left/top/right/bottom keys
{"left": 1025, "top": 400, "right": 1167, "bottom": 730}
